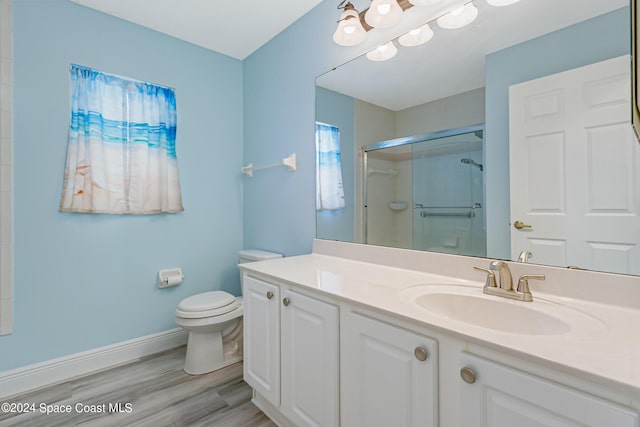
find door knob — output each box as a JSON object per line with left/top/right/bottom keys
{"left": 513, "top": 220, "right": 532, "bottom": 230}
{"left": 282, "top": 297, "right": 291, "bottom": 307}
{"left": 266, "top": 291, "right": 274, "bottom": 300}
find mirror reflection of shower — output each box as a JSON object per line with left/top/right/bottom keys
{"left": 363, "top": 124, "right": 486, "bottom": 257}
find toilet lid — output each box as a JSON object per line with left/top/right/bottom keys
{"left": 176, "top": 291, "right": 240, "bottom": 319}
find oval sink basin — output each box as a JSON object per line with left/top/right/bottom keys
{"left": 414, "top": 292, "right": 570, "bottom": 335}
{"left": 401, "top": 284, "right": 604, "bottom": 336}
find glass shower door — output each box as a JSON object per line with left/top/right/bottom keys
{"left": 412, "top": 130, "right": 486, "bottom": 257}
{"left": 362, "top": 124, "right": 486, "bottom": 257}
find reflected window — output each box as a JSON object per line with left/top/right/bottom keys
{"left": 316, "top": 122, "right": 345, "bottom": 210}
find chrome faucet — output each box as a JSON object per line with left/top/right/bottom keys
{"left": 490, "top": 260, "right": 513, "bottom": 290}
{"left": 474, "top": 261, "right": 545, "bottom": 302}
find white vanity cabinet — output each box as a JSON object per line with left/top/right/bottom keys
{"left": 242, "top": 274, "right": 280, "bottom": 406}
{"left": 458, "top": 353, "right": 639, "bottom": 427}
{"left": 341, "top": 309, "right": 438, "bottom": 427}
{"left": 242, "top": 274, "right": 339, "bottom": 427}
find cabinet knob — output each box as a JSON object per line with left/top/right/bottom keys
{"left": 414, "top": 347, "right": 428, "bottom": 361}
{"left": 460, "top": 367, "right": 476, "bottom": 384}
{"left": 283, "top": 297, "right": 291, "bottom": 307}
{"left": 266, "top": 291, "right": 274, "bottom": 300}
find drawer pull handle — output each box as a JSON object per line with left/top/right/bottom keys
{"left": 460, "top": 367, "right": 476, "bottom": 384}
{"left": 414, "top": 347, "right": 428, "bottom": 361}
{"left": 266, "top": 291, "right": 274, "bottom": 300}
{"left": 283, "top": 297, "right": 291, "bottom": 307}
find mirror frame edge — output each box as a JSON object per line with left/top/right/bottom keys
{"left": 632, "top": 0, "right": 640, "bottom": 140}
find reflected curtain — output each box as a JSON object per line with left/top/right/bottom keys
{"left": 316, "top": 122, "right": 345, "bottom": 210}
{"left": 60, "top": 64, "right": 184, "bottom": 214}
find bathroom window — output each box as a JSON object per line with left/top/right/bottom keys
{"left": 316, "top": 122, "right": 345, "bottom": 211}
{"left": 60, "top": 65, "right": 184, "bottom": 214}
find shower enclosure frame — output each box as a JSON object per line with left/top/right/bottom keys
{"left": 361, "top": 123, "right": 485, "bottom": 245}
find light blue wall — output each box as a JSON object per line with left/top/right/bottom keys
{"left": 485, "top": 7, "right": 630, "bottom": 259}
{"left": 242, "top": 1, "right": 375, "bottom": 256}
{"left": 316, "top": 87, "right": 355, "bottom": 242}
{"left": 1, "top": 0, "right": 243, "bottom": 371}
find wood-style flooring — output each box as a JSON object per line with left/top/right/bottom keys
{"left": 0, "top": 346, "right": 276, "bottom": 427}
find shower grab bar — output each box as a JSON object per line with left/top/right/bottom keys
{"left": 420, "top": 211, "right": 475, "bottom": 218}
{"left": 414, "top": 203, "right": 481, "bottom": 209}
{"left": 368, "top": 168, "right": 398, "bottom": 176}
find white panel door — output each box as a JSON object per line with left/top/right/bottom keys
{"left": 280, "top": 289, "right": 339, "bottom": 427}
{"left": 509, "top": 55, "right": 640, "bottom": 274}
{"left": 342, "top": 310, "right": 438, "bottom": 427}
{"left": 459, "top": 353, "right": 639, "bottom": 427}
{"left": 242, "top": 275, "right": 280, "bottom": 407}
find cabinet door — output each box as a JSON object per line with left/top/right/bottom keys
{"left": 281, "top": 289, "right": 339, "bottom": 427}
{"left": 342, "top": 310, "right": 438, "bottom": 427}
{"left": 459, "top": 353, "right": 639, "bottom": 427}
{"left": 242, "top": 275, "right": 280, "bottom": 407}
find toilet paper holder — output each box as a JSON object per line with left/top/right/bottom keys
{"left": 158, "top": 268, "right": 184, "bottom": 288}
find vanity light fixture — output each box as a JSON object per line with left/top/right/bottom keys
{"left": 334, "top": 0, "right": 522, "bottom": 63}
{"left": 487, "top": 0, "right": 520, "bottom": 5}
{"left": 436, "top": 2, "right": 478, "bottom": 29}
{"left": 398, "top": 23, "right": 434, "bottom": 47}
{"left": 365, "top": 0, "right": 404, "bottom": 29}
{"left": 366, "top": 41, "right": 398, "bottom": 61}
{"left": 333, "top": 2, "right": 367, "bottom": 46}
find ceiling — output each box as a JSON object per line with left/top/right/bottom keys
{"left": 69, "top": 0, "right": 323, "bottom": 60}
{"left": 70, "top": 0, "right": 628, "bottom": 110}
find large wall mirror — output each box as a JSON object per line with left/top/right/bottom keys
{"left": 316, "top": 0, "right": 640, "bottom": 276}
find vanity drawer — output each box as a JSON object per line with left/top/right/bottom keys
{"left": 458, "top": 353, "right": 639, "bottom": 427}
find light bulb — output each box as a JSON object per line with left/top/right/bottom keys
{"left": 487, "top": 0, "right": 520, "bottom": 5}
{"left": 437, "top": 3, "right": 478, "bottom": 29}
{"left": 398, "top": 23, "right": 434, "bottom": 47}
{"left": 333, "top": 6, "right": 367, "bottom": 46}
{"left": 365, "top": 0, "right": 403, "bottom": 29}
{"left": 366, "top": 41, "right": 398, "bottom": 61}
{"left": 377, "top": 3, "right": 391, "bottom": 14}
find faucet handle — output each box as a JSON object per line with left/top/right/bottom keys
{"left": 474, "top": 266, "right": 497, "bottom": 288}
{"left": 518, "top": 250, "right": 533, "bottom": 263}
{"left": 516, "top": 274, "right": 545, "bottom": 300}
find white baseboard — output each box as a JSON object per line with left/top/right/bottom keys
{"left": 0, "top": 328, "right": 188, "bottom": 399}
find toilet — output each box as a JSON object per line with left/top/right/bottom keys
{"left": 175, "top": 249, "right": 282, "bottom": 375}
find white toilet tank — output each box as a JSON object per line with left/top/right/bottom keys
{"left": 238, "top": 249, "right": 282, "bottom": 264}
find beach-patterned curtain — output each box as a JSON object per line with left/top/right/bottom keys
{"left": 316, "top": 122, "right": 345, "bottom": 210}
{"left": 60, "top": 64, "right": 183, "bottom": 214}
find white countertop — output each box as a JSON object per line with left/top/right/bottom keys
{"left": 240, "top": 247, "right": 640, "bottom": 396}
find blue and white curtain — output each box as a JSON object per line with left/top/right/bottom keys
{"left": 316, "top": 122, "right": 345, "bottom": 211}
{"left": 60, "top": 65, "right": 183, "bottom": 214}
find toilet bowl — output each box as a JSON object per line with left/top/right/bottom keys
{"left": 175, "top": 291, "right": 243, "bottom": 375}
{"left": 175, "top": 249, "right": 282, "bottom": 375}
